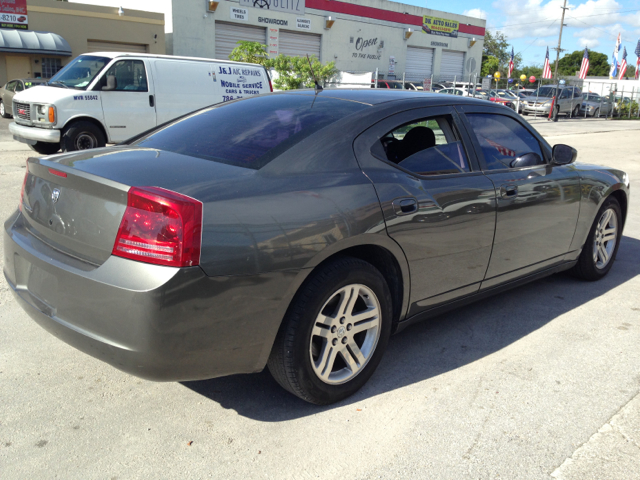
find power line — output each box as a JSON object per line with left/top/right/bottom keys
{"left": 564, "top": 14, "right": 635, "bottom": 44}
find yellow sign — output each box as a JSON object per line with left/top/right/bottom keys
{"left": 422, "top": 16, "right": 459, "bottom": 38}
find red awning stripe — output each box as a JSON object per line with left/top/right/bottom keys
{"left": 306, "top": 0, "right": 485, "bottom": 37}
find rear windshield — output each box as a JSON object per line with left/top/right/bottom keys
{"left": 133, "top": 94, "right": 369, "bottom": 169}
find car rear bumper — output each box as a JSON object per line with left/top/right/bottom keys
{"left": 9, "top": 122, "right": 60, "bottom": 145}
{"left": 4, "top": 211, "right": 293, "bottom": 381}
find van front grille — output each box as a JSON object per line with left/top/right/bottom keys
{"left": 14, "top": 102, "right": 31, "bottom": 121}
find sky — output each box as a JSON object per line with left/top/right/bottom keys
{"left": 70, "top": 0, "right": 640, "bottom": 67}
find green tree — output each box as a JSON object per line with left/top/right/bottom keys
{"left": 229, "top": 41, "right": 270, "bottom": 65}
{"left": 551, "top": 50, "right": 609, "bottom": 77}
{"left": 268, "top": 54, "right": 337, "bottom": 90}
{"left": 481, "top": 55, "right": 499, "bottom": 78}
{"left": 481, "top": 30, "right": 522, "bottom": 79}
{"left": 622, "top": 65, "right": 636, "bottom": 79}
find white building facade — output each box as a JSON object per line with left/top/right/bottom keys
{"left": 169, "top": 0, "right": 486, "bottom": 84}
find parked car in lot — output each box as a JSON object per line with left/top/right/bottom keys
{"left": 0, "top": 78, "right": 46, "bottom": 118}
{"left": 9, "top": 52, "right": 272, "bottom": 155}
{"left": 579, "top": 93, "right": 614, "bottom": 117}
{"left": 521, "top": 85, "right": 583, "bottom": 117}
{"left": 4, "top": 90, "right": 629, "bottom": 405}
{"left": 486, "top": 89, "right": 517, "bottom": 110}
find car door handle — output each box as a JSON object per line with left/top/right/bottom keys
{"left": 149, "top": 95, "right": 155, "bottom": 107}
{"left": 392, "top": 198, "right": 418, "bottom": 216}
{"left": 500, "top": 185, "right": 518, "bottom": 198}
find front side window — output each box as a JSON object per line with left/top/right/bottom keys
{"left": 103, "top": 60, "right": 148, "bottom": 92}
{"left": 373, "top": 115, "right": 470, "bottom": 176}
{"left": 466, "top": 113, "right": 545, "bottom": 170}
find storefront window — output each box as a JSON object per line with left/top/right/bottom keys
{"left": 41, "top": 58, "right": 63, "bottom": 78}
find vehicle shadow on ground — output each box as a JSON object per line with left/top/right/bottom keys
{"left": 182, "top": 235, "right": 640, "bottom": 421}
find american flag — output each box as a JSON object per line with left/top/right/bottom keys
{"left": 508, "top": 47, "right": 514, "bottom": 78}
{"left": 635, "top": 38, "right": 640, "bottom": 80}
{"left": 578, "top": 48, "right": 589, "bottom": 79}
{"left": 543, "top": 47, "right": 552, "bottom": 79}
{"left": 487, "top": 138, "right": 516, "bottom": 157}
{"left": 618, "top": 46, "right": 628, "bottom": 79}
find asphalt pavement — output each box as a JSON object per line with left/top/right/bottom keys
{"left": 0, "top": 115, "right": 639, "bottom": 479}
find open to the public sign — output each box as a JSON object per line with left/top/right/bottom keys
{"left": 0, "top": 0, "right": 28, "bottom": 29}
{"left": 239, "top": 0, "right": 305, "bottom": 16}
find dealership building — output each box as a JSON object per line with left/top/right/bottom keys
{"left": 169, "top": 0, "right": 486, "bottom": 83}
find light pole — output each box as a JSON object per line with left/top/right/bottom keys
{"left": 551, "top": 0, "right": 569, "bottom": 122}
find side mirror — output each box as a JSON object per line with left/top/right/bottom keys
{"left": 552, "top": 144, "right": 577, "bottom": 165}
{"left": 509, "top": 152, "right": 543, "bottom": 168}
{"left": 102, "top": 75, "right": 117, "bottom": 91}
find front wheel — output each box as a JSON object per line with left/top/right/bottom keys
{"left": 268, "top": 257, "right": 393, "bottom": 405}
{"left": 570, "top": 196, "right": 622, "bottom": 281}
{"left": 29, "top": 141, "right": 60, "bottom": 155}
{"left": 60, "top": 121, "right": 106, "bottom": 152}
{"left": 0, "top": 100, "right": 10, "bottom": 118}
{"left": 593, "top": 108, "right": 600, "bottom": 118}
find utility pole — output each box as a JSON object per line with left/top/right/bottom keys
{"left": 551, "top": 0, "right": 569, "bottom": 122}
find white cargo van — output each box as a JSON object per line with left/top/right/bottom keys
{"left": 9, "top": 52, "right": 272, "bottom": 154}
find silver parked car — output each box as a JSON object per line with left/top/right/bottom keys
{"left": 0, "top": 78, "right": 46, "bottom": 118}
{"left": 521, "top": 85, "right": 583, "bottom": 117}
{"left": 579, "top": 93, "right": 614, "bottom": 117}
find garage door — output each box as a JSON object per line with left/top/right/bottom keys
{"left": 440, "top": 50, "right": 465, "bottom": 81}
{"left": 87, "top": 40, "right": 148, "bottom": 53}
{"left": 406, "top": 46, "right": 434, "bottom": 82}
{"left": 279, "top": 30, "right": 321, "bottom": 59}
{"left": 215, "top": 22, "right": 267, "bottom": 60}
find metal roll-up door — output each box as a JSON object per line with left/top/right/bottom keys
{"left": 440, "top": 50, "right": 465, "bottom": 81}
{"left": 87, "top": 40, "right": 148, "bottom": 53}
{"left": 406, "top": 46, "right": 434, "bottom": 82}
{"left": 215, "top": 22, "right": 267, "bottom": 60}
{"left": 279, "top": 30, "right": 321, "bottom": 59}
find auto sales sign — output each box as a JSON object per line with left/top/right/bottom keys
{"left": 422, "top": 16, "right": 458, "bottom": 38}
{"left": 1, "top": 0, "right": 28, "bottom": 30}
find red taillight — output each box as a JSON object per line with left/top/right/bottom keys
{"left": 19, "top": 161, "right": 28, "bottom": 211}
{"left": 48, "top": 168, "right": 67, "bottom": 178}
{"left": 112, "top": 186, "right": 203, "bottom": 268}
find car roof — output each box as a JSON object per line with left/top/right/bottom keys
{"left": 285, "top": 89, "right": 489, "bottom": 106}
{"left": 85, "top": 51, "right": 262, "bottom": 68}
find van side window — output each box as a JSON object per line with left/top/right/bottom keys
{"left": 104, "top": 60, "right": 148, "bottom": 92}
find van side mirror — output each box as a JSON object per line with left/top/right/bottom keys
{"left": 509, "top": 152, "right": 544, "bottom": 168}
{"left": 102, "top": 75, "right": 117, "bottom": 91}
{"left": 552, "top": 144, "right": 577, "bottom": 165}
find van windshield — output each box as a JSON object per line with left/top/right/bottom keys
{"left": 48, "top": 55, "right": 110, "bottom": 90}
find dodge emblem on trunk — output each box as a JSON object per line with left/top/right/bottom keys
{"left": 51, "top": 188, "right": 60, "bottom": 203}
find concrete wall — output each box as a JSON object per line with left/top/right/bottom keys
{"left": 0, "top": 0, "right": 165, "bottom": 85}
{"left": 171, "top": 0, "right": 485, "bottom": 81}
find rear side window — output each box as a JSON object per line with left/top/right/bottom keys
{"left": 466, "top": 113, "right": 545, "bottom": 170}
{"left": 134, "top": 95, "right": 369, "bottom": 169}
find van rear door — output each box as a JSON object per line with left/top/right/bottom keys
{"left": 100, "top": 58, "right": 157, "bottom": 143}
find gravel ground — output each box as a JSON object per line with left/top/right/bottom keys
{"left": 0, "top": 115, "right": 639, "bottom": 479}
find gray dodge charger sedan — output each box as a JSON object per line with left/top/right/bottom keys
{"left": 4, "top": 90, "right": 630, "bottom": 405}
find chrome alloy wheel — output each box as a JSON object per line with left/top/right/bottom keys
{"left": 309, "top": 284, "right": 381, "bottom": 385}
{"left": 593, "top": 207, "right": 618, "bottom": 269}
{"left": 75, "top": 132, "right": 98, "bottom": 150}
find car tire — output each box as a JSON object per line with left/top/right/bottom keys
{"left": 268, "top": 256, "right": 393, "bottom": 405}
{"left": 593, "top": 108, "right": 600, "bottom": 118}
{"left": 570, "top": 196, "right": 622, "bottom": 281}
{"left": 60, "top": 121, "right": 106, "bottom": 152}
{"left": 572, "top": 105, "right": 580, "bottom": 117}
{"left": 0, "top": 100, "right": 10, "bottom": 118}
{"left": 29, "top": 141, "right": 61, "bottom": 155}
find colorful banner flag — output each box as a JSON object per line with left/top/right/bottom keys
{"left": 610, "top": 32, "right": 621, "bottom": 79}
{"left": 579, "top": 48, "right": 590, "bottom": 79}
{"left": 543, "top": 47, "right": 552, "bottom": 79}
{"left": 508, "top": 47, "right": 514, "bottom": 79}
{"left": 618, "top": 46, "right": 627, "bottom": 79}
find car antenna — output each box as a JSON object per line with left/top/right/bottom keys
{"left": 306, "top": 54, "right": 323, "bottom": 94}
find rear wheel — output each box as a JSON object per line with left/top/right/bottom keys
{"left": 570, "top": 196, "right": 622, "bottom": 281}
{"left": 29, "top": 141, "right": 60, "bottom": 155}
{"left": 572, "top": 105, "right": 580, "bottom": 117}
{"left": 0, "top": 100, "right": 10, "bottom": 118}
{"left": 61, "top": 121, "right": 106, "bottom": 152}
{"left": 268, "top": 257, "right": 393, "bottom": 405}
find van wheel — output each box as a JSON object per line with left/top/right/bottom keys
{"left": 61, "top": 121, "right": 106, "bottom": 152}
{"left": 268, "top": 257, "right": 393, "bottom": 405}
{"left": 29, "top": 141, "right": 60, "bottom": 155}
{"left": 0, "top": 101, "right": 10, "bottom": 118}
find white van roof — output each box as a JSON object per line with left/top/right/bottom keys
{"left": 84, "top": 52, "right": 263, "bottom": 68}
